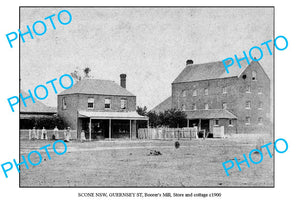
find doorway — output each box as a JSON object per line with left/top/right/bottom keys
{"left": 201, "top": 119, "right": 210, "bottom": 133}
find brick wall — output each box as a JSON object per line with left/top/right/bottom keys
{"left": 171, "top": 61, "right": 271, "bottom": 134}
{"left": 57, "top": 93, "right": 137, "bottom": 136}
{"left": 76, "top": 94, "right": 136, "bottom": 112}
{"left": 57, "top": 94, "right": 79, "bottom": 130}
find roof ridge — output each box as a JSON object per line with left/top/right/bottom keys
{"left": 58, "top": 78, "right": 135, "bottom": 96}
{"left": 187, "top": 60, "right": 223, "bottom": 66}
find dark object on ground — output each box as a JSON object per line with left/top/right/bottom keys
{"left": 148, "top": 150, "right": 162, "bottom": 156}
{"left": 175, "top": 141, "right": 180, "bottom": 149}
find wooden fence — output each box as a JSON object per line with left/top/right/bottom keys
{"left": 20, "top": 129, "right": 77, "bottom": 140}
{"left": 138, "top": 127, "right": 198, "bottom": 140}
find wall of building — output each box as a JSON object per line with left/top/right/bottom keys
{"left": 57, "top": 94, "right": 79, "bottom": 130}
{"left": 76, "top": 94, "right": 136, "bottom": 112}
{"left": 233, "top": 62, "right": 271, "bottom": 134}
{"left": 210, "top": 118, "right": 237, "bottom": 135}
{"left": 57, "top": 93, "right": 137, "bottom": 138}
{"left": 171, "top": 61, "right": 271, "bottom": 134}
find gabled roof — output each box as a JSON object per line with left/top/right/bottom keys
{"left": 20, "top": 90, "right": 57, "bottom": 114}
{"left": 173, "top": 59, "right": 251, "bottom": 83}
{"left": 151, "top": 96, "right": 172, "bottom": 113}
{"left": 185, "top": 109, "right": 237, "bottom": 119}
{"left": 58, "top": 79, "right": 135, "bottom": 96}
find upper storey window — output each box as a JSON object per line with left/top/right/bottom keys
{"left": 204, "top": 103, "right": 209, "bottom": 110}
{"left": 121, "top": 98, "right": 127, "bottom": 109}
{"left": 246, "top": 85, "right": 251, "bottom": 93}
{"left": 182, "top": 90, "right": 186, "bottom": 97}
{"left": 258, "top": 86, "right": 263, "bottom": 94}
{"left": 62, "top": 97, "right": 67, "bottom": 110}
{"left": 88, "top": 97, "right": 94, "bottom": 109}
{"left": 204, "top": 88, "right": 208, "bottom": 95}
{"left": 105, "top": 98, "right": 111, "bottom": 109}
{"left": 246, "top": 101, "right": 251, "bottom": 109}
{"left": 192, "top": 103, "right": 197, "bottom": 110}
{"left": 192, "top": 89, "right": 197, "bottom": 96}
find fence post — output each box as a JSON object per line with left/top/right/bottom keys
{"left": 178, "top": 129, "right": 180, "bottom": 140}
{"left": 190, "top": 129, "right": 192, "bottom": 140}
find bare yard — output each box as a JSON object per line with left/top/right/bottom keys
{"left": 20, "top": 137, "right": 274, "bottom": 187}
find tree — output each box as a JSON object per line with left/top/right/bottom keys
{"left": 147, "top": 108, "right": 187, "bottom": 128}
{"left": 83, "top": 67, "right": 91, "bottom": 78}
{"left": 70, "top": 70, "right": 82, "bottom": 82}
{"left": 165, "top": 108, "right": 187, "bottom": 128}
{"left": 136, "top": 106, "right": 147, "bottom": 116}
{"left": 147, "top": 111, "right": 160, "bottom": 127}
{"left": 23, "top": 115, "right": 69, "bottom": 129}
{"left": 70, "top": 67, "right": 93, "bottom": 82}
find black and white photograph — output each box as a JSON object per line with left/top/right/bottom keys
{"left": 2, "top": 0, "right": 300, "bottom": 212}
{"left": 19, "top": 7, "right": 274, "bottom": 187}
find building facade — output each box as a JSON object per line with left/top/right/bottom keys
{"left": 57, "top": 74, "right": 148, "bottom": 140}
{"left": 154, "top": 59, "right": 271, "bottom": 135}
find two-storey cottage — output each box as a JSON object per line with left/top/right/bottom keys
{"left": 154, "top": 59, "right": 271, "bottom": 135}
{"left": 57, "top": 74, "right": 148, "bottom": 140}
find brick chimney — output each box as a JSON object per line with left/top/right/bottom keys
{"left": 120, "top": 74, "right": 127, "bottom": 88}
{"left": 186, "top": 59, "right": 193, "bottom": 66}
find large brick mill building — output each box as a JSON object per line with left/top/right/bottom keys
{"left": 153, "top": 59, "right": 271, "bottom": 135}
{"left": 57, "top": 74, "right": 148, "bottom": 140}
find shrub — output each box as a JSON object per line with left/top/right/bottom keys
{"left": 21, "top": 115, "right": 68, "bottom": 129}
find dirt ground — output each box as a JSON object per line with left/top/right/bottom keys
{"left": 19, "top": 137, "right": 274, "bottom": 187}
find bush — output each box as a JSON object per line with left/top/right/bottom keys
{"left": 147, "top": 108, "right": 187, "bottom": 128}
{"left": 21, "top": 115, "right": 68, "bottom": 129}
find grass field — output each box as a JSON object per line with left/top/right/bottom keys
{"left": 19, "top": 136, "right": 274, "bottom": 187}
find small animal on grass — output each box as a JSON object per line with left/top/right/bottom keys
{"left": 175, "top": 141, "right": 180, "bottom": 149}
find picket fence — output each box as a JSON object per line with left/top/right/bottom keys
{"left": 138, "top": 127, "right": 198, "bottom": 140}
{"left": 20, "top": 129, "right": 77, "bottom": 140}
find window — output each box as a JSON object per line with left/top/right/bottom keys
{"left": 192, "top": 103, "right": 197, "bottom": 111}
{"left": 215, "top": 119, "right": 219, "bottom": 126}
{"left": 192, "top": 89, "right": 197, "bottom": 96}
{"left": 120, "top": 99, "right": 127, "bottom": 109}
{"left": 62, "top": 97, "right": 67, "bottom": 110}
{"left": 258, "top": 86, "right": 263, "bottom": 94}
{"left": 204, "top": 103, "right": 209, "bottom": 110}
{"left": 246, "top": 101, "right": 251, "bottom": 109}
{"left": 246, "top": 117, "right": 251, "bottom": 125}
{"left": 105, "top": 98, "right": 111, "bottom": 109}
{"left": 181, "top": 104, "right": 186, "bottom": 111}
{"left": 258, "top": 101, "right": 263, "bottom": 110}
{"left": 252, "top": 71, "right": 257, "bottom": 81}
{"left": 222, "top": 86, "right": 227, "bottom": 94}
{"left": 88, "top": 97, "right": 94, "bottom": 109}
{"left": 204, "top": 88, "right": 208, "bottom": 95}
{"left": 182, "top": 90, "right": 186, "bottom": 97}
{"left": 229, "top": 119, "right": 233, "bottom": 126}
{"left": 258, "top": 117, "right": 263, "bottom": 125}
{"left": 246, "top": 85, "right": 251, "bottom": 93}
{"left": 222, "top": 102, "right": 227, "bottom": 110}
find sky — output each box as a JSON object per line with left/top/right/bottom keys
{"left": 20, "top": 7, "right": 273, "bottom": 110}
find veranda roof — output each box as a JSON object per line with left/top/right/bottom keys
{"left": 78, "top": 110, "right": 148, "bottom": 120}
{"left": 185, "top": 109, "right": 237, "bottom": 119}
